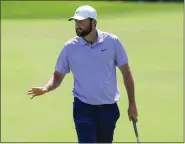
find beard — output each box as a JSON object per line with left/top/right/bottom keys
{"left": 76, "top": 23, "right": 93, "bottom": 37}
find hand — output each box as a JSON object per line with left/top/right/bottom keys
{"left": 27, "top": 87, "right": 48, "bottom": 98}
{"left": 128, "top": 102, "right": 138, "bottom": 122}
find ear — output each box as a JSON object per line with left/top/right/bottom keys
{"left": 92, "top": 19, "right": 97, "bottom": 25}
{"left": 91, "top": 20, "right": 97, "bottom": 27}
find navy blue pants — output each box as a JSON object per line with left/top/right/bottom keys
{"left": 73, "top": 97, "right": 120, "bottom": 143}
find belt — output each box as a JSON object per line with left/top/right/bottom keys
{"left": 74, "top": 97, "right": 116, "bottom": 108}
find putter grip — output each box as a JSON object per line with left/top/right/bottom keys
{"left": 131, "top": 117, "right": 137, "bottom": 123}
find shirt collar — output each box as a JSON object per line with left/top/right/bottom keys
{"left": 78, "top": 29, "right": 103, "bottom": 46}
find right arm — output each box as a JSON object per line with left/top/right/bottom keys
{"left": 46, "top": 44, "right": 70, "bottom": 92}
{"left": 27, "top": 45, "right": 70, "bottom": 97}
{"left": 43, "top": 71, "right": 66, "bottom": 92}
{"left": 27, "top": 71, "right": 65, "bottom": 96}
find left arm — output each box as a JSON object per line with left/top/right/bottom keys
{"left": 114, "top": 36, "right": 138, "bottom": 121}
{"left": 119, "top": 64, "right": 135, "bottom": 105}
{"left": 119, "top": 64, "right": 138, "bottom": 121}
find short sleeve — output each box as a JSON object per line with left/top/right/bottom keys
{"left": 55, "top": 45, "right": 70, "bottom": 74}
{"left": 114, "top": 37, "right": 128, "bottom": 67}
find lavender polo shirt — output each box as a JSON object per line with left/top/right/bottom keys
{"left": 55, "top": 29, "right": 128, "bottom": 105}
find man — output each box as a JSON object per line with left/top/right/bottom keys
{"left": 27, "top": 5, "right": 138, "bottom": 143}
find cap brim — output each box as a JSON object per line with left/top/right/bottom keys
{"left": 68, "top": 15, "right": 87, "bottom": 21}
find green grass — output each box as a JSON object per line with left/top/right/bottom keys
{"left": 1, "top": 1, "right": 183, "bottom": 143}
{"left": 1, "top": 1, "right": 183, "bottom": 19}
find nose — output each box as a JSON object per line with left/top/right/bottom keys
{"left": 75, "top": 22, "right": 81, "bottom": 28}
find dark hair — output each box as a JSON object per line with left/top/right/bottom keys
{"left": 89, "top": 18, "right": 94, "bottom": 21}
{"left": 89, "top": 18, "right": 97, "bottom": 27}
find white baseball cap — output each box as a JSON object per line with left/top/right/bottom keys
{"left": 68, "top": 5, "right": 97, "bottom": 21}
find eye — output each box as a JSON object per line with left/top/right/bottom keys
{"left": 81, "top": 20, "right": 85, "bottom": 24}
{"left": 75, "top": 20, "right": 85, "bottom": 25}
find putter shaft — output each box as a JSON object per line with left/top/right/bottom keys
{"left": 131, "top": 117, "right": 140, "bottom": 144}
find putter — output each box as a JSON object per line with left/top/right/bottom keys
{"left": 131, "top": 117, "right": 140, "bottom": 144}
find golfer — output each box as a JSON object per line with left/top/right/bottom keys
{"left": 27, "top": 5, "right": 138, "bottom": 143}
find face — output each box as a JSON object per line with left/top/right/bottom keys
{"left": 75, "top": 18, "right": 93, "bottom": 37}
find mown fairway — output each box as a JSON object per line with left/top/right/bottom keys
{"left": 1, "top": 1, "right": 183, "bottom": 143}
